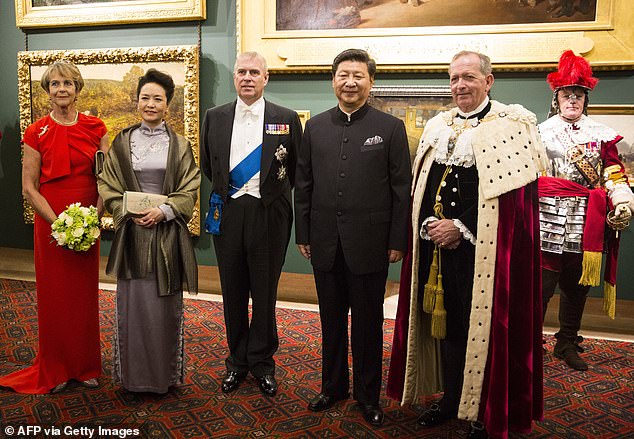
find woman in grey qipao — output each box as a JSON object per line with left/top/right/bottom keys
{"left": 98, "top": 69, "right": 200, "bottom": 393}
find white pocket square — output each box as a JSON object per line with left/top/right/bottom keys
{"left": 364, "top": 135, "right": 383, "bottom": 146}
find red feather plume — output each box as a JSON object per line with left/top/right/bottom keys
{"left": 547, "top": 50, "right": 598, "bottom": 91}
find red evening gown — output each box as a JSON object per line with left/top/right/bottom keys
{"left": 0, "top": 114, "right": 105, "bottom": 394}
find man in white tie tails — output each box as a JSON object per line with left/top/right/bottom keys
{"left": 200, "top": 52, "right": 302, "bottom": 397}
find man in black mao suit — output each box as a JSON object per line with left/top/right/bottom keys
{"left": 294, "top": 49, "right": 411, "bottom": 426}
{"left": 200, "top": 52, "right": 302, "bottom": 397}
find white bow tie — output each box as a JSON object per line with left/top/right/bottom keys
{"left": 240, "top": 106, "right": 257, "bottom": 116}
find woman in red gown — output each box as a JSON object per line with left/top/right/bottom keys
{"left": 0, "top": 61, "right": 108, "bottom": 394}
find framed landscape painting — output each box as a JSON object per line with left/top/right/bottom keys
{"left": 587, "top": 105, "right": 634, "bottom": 187}
{"left": 17, "top": 46, "right": 201, "bottom": 234}
{"left": 369, "top": 85, "right": 453, "bottom": 160}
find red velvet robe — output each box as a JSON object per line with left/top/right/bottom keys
{"left": 388, "top": 183, "right": 543, "bottom": 438}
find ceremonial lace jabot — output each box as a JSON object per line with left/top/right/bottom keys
{"left": 538, "top": 114, "right": 619, "bottom": 148}
{"left": 430, "top": 99, "right": 493, "bottom": 168}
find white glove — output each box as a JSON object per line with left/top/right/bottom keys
{"left": 609, "top": 183, "right": 634, "bottom": 213}
{"left": 614, "top": 203, "right": 632, "bottom": 221}
{"left": 607, "top": 203, "right": 632, "bottom": 231}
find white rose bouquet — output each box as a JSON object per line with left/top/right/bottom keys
{"left": 50, "top": 203, "right": 100, "bottom": 251}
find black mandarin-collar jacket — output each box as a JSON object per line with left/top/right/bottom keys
{"left": 294, "top": 103, "right": 412, "bottom": 274}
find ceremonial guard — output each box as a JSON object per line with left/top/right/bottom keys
{"left": 538, "top": 50, "right": 633, "bottom": 371}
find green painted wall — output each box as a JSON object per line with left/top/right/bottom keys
{"left": 0, "top": 1, "right": 632, "bottom": 297}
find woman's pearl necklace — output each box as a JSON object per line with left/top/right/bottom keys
{"left": 50, "top": 111, "right": 78, "bottom": 126}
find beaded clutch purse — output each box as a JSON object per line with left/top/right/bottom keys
{"left": 123, "top": 191, "right": 168, "bottom": 217}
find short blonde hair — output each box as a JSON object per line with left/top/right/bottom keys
{"left": 40, "top": 60, "right": 84, "bottom": 93}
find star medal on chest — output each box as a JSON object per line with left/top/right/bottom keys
{"left": 275, "top": 144, "right": 288, "bottom": 162}
{"left": 277, "top": 166, "right": 287, "bottom": 181}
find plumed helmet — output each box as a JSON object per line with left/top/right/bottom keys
{"left": 546, "top": 50, "right": 598, "bottom": 92}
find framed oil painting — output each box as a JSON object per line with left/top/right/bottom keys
{"left": 238, "top": 0, "right": 634, "bottom": 72}
{"left": 15, "top": 0, "right": 206, "bottom": 28}
{"left": 369, "top": 85, "right": 453, "bottom": 160}
{"left": 17, "top": 45, "right": 201, "bottom": 235}
{"left": 587, "top": 105, "right": 634, "bottom": 187}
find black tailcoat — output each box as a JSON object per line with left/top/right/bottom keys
{"left": 200, "top": 99, "right": 302, "bottom": 376}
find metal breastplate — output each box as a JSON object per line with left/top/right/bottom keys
{"left": 546, "top": 135, "right": 602, "bottom": 188}
{"left": 539, "top": 196, "right": 587, "bottom": 254}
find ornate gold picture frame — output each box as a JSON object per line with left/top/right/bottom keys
{"left": 295, "top": 110, "right": 310, "bottom": 129}
{"left": 18, "top": 46, "right": 201, "bottom": 235}
{"left": 15, "top": 0, "right": 205, "bottom": 28}
{"left": 238, "top": 0, "right": 634, "bottom": 72}
{"left": 369, "top": 85, "right": 453, "bottom": 159}
{"left": 587, "top": 104, "right": 634, "bottom": 187}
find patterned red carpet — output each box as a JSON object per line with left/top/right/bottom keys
{"left": 0, "top": 278, "right": 633, "bottom": 438}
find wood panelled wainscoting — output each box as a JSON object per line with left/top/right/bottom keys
{"left": 0, "top": 247, "right": 399, "bottom": 305}
{"left": 1, "top": 246, "right": 632, "bottom": 336}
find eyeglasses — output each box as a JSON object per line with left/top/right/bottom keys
{"left": 560, "top": 94, "right": 584, "bottom": 101}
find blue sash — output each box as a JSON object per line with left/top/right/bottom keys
{"left": 204, "top": 144, "right": 262, "bottom": 235}
{"left": 228, "top": 143, "right": 262, "bottom": 196}
{"left": 204, "top": 192, "right": 224, "bottom": 235}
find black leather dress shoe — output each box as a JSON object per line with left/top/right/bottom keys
{"left": 417, "top": 403, "right": 452, "bottom": 427}
{"left": 554, "top": 338, "right": 588, "bottom": 371}
{"left": 307, "top": 393, "right": 349, "bottom": 412}
{"left": 221, "top": 371, "right": 246, "bottom": 393}
{"left": 256, "top": 375, "right": 278, "bottom": 397}
{"left": 358, "top": 402, "right": 384, "bottom": 427}
{"left": 467, "top": 421, "right": 488, "bottom": 439}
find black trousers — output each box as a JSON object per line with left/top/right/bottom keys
{"left": 313, "top": 241, "right": 388, "bottom": 405}
{"left": 542, "top": 252, "right": 590, "bottom": 343}
{"left": 213, "top": 194, "right": 291, "bottom": 377}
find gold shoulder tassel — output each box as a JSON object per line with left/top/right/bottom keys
{"left": 426, "top": 164, "right": 451, "bottom": 338}
{"left": 430, "top": 244, "right": 446, "bottom": 339}
{"left": 423, "top": 247, "right": 439, "bottom": 313}
{"left": 431, "top": 257, "right": 446, "bottom": 339}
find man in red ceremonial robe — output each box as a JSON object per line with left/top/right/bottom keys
{"left": 387, "top": 51, "right": 548, "bottom": 439}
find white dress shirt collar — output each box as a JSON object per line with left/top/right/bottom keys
{"left": 456, "top": 96, "right": 490, "bottom": 119}
{"left": 236, "top": 96, "right": 265, "bottom": 116}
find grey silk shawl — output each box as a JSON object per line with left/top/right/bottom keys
{"left": 98, "top": 122, "right": 200, "bottom": 296}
